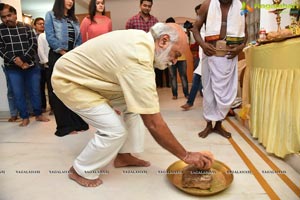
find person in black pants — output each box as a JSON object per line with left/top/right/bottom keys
{"left": 45, "top": 0, "right": 88, "bottom": 136}
{"left": 155, "top": 68, "right": 170, "bottom": 88}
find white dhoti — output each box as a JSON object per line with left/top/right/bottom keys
{"left": 202, "top": 55, "right": 238, "bottom": 121}
{"left": 71, "top": 98, "right": 145, "bottom": 180}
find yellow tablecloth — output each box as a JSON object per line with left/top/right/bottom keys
{"left": 244, "top": 37, "right": 300, "bottom": 158}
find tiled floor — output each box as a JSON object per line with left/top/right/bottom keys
{"left": 0, "top": 87, "right": 299, "bottom": 200}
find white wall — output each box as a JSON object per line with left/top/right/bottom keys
{"left": 0, "top": 0, "right": 22, "bottom": 112}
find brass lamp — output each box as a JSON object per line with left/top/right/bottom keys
{"left": 269, "top": 0, "right": 284, "bottom": 32}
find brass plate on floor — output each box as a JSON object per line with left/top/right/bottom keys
{"left": 167, "top": 160, "right": 233, "bottom": 196}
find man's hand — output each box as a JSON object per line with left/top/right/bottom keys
{"left": 14, "top": 57, "right": 30, "bottom": 69}
{"left": 201, "top": 42, "right": 216, "bottom": 56}
{"left": 59, "top": 50, "right": 67, "bottom": 55}
{"left": 21, "top": 62, "right": 30, "bottom": 69}
{"left": 13, "top": 57, "right": 23, "bottom": 67}
{"left": 226, "top": 44, "right": 245, "bottom": 59}
{"left": 183, "top": 151, "right": 214, "bottom": 170}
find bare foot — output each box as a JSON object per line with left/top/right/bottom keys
{"left": 214, "top": 121, "right": 231, "bottom": 139}
{"left": 214, "top": 126, "right": 231, "bottom": 138}
{"left": 114, "top": 153, "right": 150, "bottom": 168}
{"left": 198, "top": 122, "right": 213, "bottom": 138}
{"left": 69, "top": 131, "right": 78, "bottom": 135}
{"left": 19, "top": 118, "right": 30, "bottom": 127}
{"left": 8, "top": 116, "right": 18, "bottom": 122}
{"left": 68, "top": 166, "right": 102, "bottom": 187}
{"left": 36, "top": 115, "right": 50, "bottom": 122}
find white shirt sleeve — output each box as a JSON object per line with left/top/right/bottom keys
{"left": 37, "top": 33, "right": 50, "bottom": 65}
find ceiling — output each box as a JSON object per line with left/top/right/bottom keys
{"left": 21, "top": 0, "right": 89, "bottom": 18}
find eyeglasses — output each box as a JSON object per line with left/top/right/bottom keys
{"left": 36, "top": 23, "right": 44, "bottom": 25}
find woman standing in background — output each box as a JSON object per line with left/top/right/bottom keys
{"left": 45, "top": 0, "right": 88, "bottom": 136}
{"left": 80, "top": 0, "right": 112, "bottom": 43}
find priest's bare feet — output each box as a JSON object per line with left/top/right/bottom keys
{"left": 114, "top": 153, "right": 150, "bottom": 168}
{"left": 214, "top": 121, "right": 231, "bottom": 139}
{"left": 19, "top": 118, "right": 30, "bottom": 127}
{"left": 36, "top": 115, "right": 50, "bottom": 122}
{"left": 68, "top": 166, "right": 102, "bottom": 187}
{"left": 198, "top": 122, "right": 213, "bottom": 138}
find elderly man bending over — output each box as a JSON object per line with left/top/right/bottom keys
{"left": 52, "top": 22, "right": 214, "bottom": 187}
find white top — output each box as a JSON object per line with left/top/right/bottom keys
{"left": 37, "top": 32, "right": 50, "bottom": 66}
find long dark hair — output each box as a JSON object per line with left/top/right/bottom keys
{"left": 52, "top": 0, "right": 78, "bottom": 22}
{"left": 88, "top": 0, "right": 106, "bottom": 23}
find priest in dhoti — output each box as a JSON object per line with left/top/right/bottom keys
{"left": 191, "top": 0, "right": 247, "bottom": 138}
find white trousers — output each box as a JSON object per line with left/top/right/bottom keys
{"left": 72, "top": 101, "right": 145, "bottom": 180}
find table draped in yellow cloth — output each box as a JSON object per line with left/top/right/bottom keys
{"left": 244, "top": 37, "right": 300, "bottom": 158}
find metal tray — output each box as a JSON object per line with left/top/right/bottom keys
{"left": 166, "top": 160, "right": 234, "bottom": 196}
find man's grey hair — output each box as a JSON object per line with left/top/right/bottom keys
{"left": 150, "top": 22, "right": 179, "bottom": 43}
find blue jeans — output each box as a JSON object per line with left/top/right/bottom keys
{"left": 6, "top": 67, "right": 42, "bottom": 119}
{"left": 2, "top": 66, "right": 18, "bottom": 117}
{"left": 169, "top": 60, "right": 189, "bottom": 97}
{"left": 186, "top": 73, "right": 203, "bottom": 106}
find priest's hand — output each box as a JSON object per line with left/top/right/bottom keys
{"left": 226, "top": 43, "right": 245, "bottom": 59}
{"left": 201, "top": 42, "right": 216, "bottom": 56}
